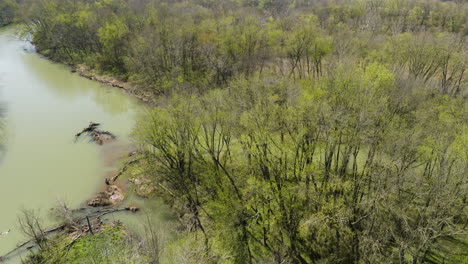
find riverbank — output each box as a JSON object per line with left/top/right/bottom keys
{"left": 10, "top": 158, "right": 173, "bottom": 264}
{"left": 32, "top": 41, "right": 156, "bottom": 106}
{"left": 0, "top": 122, "right": 159, "bottom": 263}
{"left": 34, "top": 43, "right": 163, "bottom": 211}
{"left": 11, "top": 40, "right": 170, "bottom": 263}
{"left": 0, "top": 26, "right": 151, "bottom": 262}
{"left": 72, "top": 65, "right": 156, "bottom": 105}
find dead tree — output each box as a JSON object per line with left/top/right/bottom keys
{"left": 75, "top": 122, "right": 116, "bottom": 145}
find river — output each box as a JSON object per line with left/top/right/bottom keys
{"left": 0, "top": 27, "right": 144, "bottom": 262}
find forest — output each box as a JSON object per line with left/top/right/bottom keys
{"left": 0, "top": 0, "right": 18, "bottom": 26}
{"left": 1, "top": 0, "right": 467, "bottom": 263}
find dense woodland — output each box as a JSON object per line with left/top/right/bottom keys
{"left": 2, "top": 0, "right": 468, "bottom": 263}
{"left": 0, "top": 0, "right": 18, "bottom": 26}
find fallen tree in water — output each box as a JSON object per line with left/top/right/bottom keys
{"left": 74, "top": 122, "right": 116, "bottom": 145}
{"left": 110, "top": 152, "right": 142, "bottom": 183}
{"left": 0, "top": 206, "right": 139, "bottom": 263}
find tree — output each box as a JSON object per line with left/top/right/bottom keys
{"left": 18, "top": 209, "right": 47, "bottom": 250}
{"left": 0, "top": 0, "right": 18, "bottom": 26}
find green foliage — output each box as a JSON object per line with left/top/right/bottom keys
{"left": 0, "top": 0, "right": 18, "bottom": 26}
{"left": 136, "top": 69, "right": 467, "bottom": 263}
{"left": 97, "top": 17, "right": 129, "bottom": 72}
{"left": 24, "top": 226, "right": 148, "bottom": 264}
{"left": 17, "top": 0, "right": 468, "bottom": 263}
{"left": 160, "top": 231, "right": 217, "bottom": 264}
{"left": 22, "top": 0, "right": 467, "bottom": 95}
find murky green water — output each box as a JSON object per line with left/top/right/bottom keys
{"left": 0, "top": 27, "right": 143, "bottom": 261}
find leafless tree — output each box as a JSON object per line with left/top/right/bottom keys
{"left": 18, "top": 209, "right": 47, "bottom": 250}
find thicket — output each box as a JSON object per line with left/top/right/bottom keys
{"left": 20, "top": 0, "right": 468, "bottom": 263}
{"left": 21, "top": 0, "right": 467, "bottom": 95}
{"left": 0, "top": 0, "right": 19, "bottom": 26}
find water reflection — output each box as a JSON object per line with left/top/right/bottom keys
{"left": 20, "top": 54, "right": 137, "bottom": 116}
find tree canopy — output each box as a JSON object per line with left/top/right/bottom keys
{"left": 19, "top": 0, "right": 468, "bottom": 263}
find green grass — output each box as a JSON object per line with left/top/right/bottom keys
{"left": 24, "top": 225, "right": 149, "bottom": 264}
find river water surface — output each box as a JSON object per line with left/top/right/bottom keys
{"left": 0, "top": 27, "right": 143, "bottom": 261}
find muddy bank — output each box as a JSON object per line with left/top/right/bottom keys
{"left": 33, "top": 43, "right": 155, "bottom": 105}
{"left": 87, "top": 185, "right": 124, "bottom": 207}
{"left": 73, "top": 65, "right": 155, "bottom": 105}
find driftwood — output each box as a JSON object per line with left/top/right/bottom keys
{"left": 88, "top": 185, "right": 124, "bottom": 207}
{"left": 74, "top": 122, "right": 116, "bottom": 145}
{"left": 0, "top": 207, "right": 139, "bottom": 262}
{"left": 111, "top": 156, "right": 142, "bottom": 183}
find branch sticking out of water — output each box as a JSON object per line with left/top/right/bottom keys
{"left": 75, "top": 122, "right": 116, "bottom": 145}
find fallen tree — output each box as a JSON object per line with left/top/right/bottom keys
{"left": 110, "top": 154, "right": 142, "bottom": 183}
{"left": 74, "top": 122, "right": 116, "bottom": 145}
{"left": 0, "top": 207, "right": 139, "bottom": 263}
